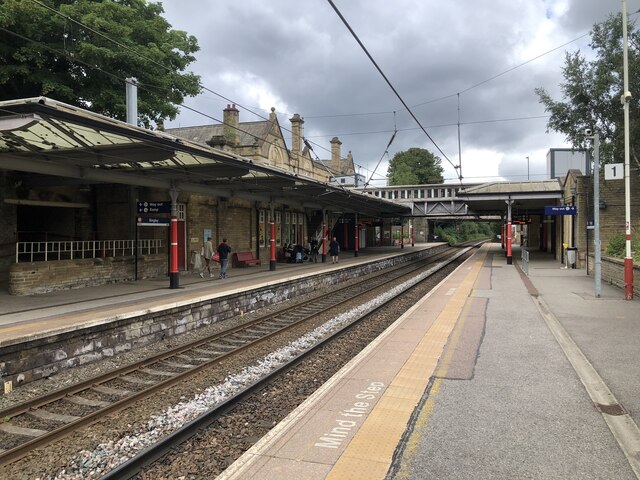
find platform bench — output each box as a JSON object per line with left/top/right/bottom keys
{"left": 232, "top": 251, "right": 261, "bottom": 267}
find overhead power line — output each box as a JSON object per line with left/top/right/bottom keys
{"left": 325, "top": 0, "right": 461, "bottom": 181}
{"left": 26, "top": 0, "right": 340, "bottom": 160}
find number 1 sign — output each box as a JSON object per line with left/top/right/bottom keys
{"left": 604, "top": 163, "right": 624, "bottom": 180}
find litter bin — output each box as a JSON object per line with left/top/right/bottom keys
{"left": 566, "top": 247, "right": 577, "bottom": 269}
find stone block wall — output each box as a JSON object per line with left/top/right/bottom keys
{"left": 0, "top": 174, "right": 18, "bottom": 276}
{"left": 217, "top": 201, "right": 256, "bottom": 253}
{"left": 587, "top": 254, "right": 640, "bottom": 297}
{"left": 8, "top": 254, "right": 166, "bottom": 295}
{"left": 0, "top": 244, "right": 446, "bottom": 391}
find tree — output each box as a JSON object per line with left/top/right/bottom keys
{"left": 535, "top": 14, "right": 639, "bottom": 168}
{"left": 387, "top": 147, "right": 444, "bottom": 185}
{"left": 0, "top": 0, "right": 201, "bottom": 127}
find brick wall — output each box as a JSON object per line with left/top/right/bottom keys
{"left": 8, "top": 254, "right": 166, "bottom": 295}
{"left": 560, "top": 171, "right": 640, "bottom": 269}
{"left": 0, "top": 175, "right": 18, "bottom": 276}
{"left": 587, "top": 254, "right": 640, "bottom": 297}
{"left": 217, "top": 200, "right": 255, "bottom": 252}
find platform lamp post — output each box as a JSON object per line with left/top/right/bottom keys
{"left": 269, "top": 204, "right": 276, "bottom": 271}
{"left": 169, "top": 187, "right": 179, "bottom": 289}
{"left": 506, "top": 199, "right": 514, "bottom": 265}
{"left": 622, "top": 0, "right": 634, "bottom": 299}
{"left": 587, "top": 132, "right": 602, "bottom": 298}
{"left": 354, "top": 213, "right": 359, "bottom": 257}
{"left": 526, "top": 156, "right": 530, "bottom": 181}
{"left": 321, "top": 210, "right": 327, "bottom": 263}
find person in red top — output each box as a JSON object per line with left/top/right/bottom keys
{"left": 217, "top": 238, "right": 232, "bottom": 279}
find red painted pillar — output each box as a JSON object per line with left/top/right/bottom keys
{"left": 507, "top": 221, "right": 513, "bottom": 265}
{"left": 625, "top": 257, "right": 634, "bottom": 300}
{"left": 322, "top": 222, "right": 327, "bottom": 263}
{"left": 169, "top": 215, "right": 179, "bottom": 288}
{"left": 269, "top": 220, "right": 276, "bottom": 271}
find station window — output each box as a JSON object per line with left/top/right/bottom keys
{"left": 259, "top": 210, "right": 266, "bottom": 247}
{"left": 176, "top": 203, "right": 186, "bottom": 221}
{"left": 400, "top": 190, "right": 406, "bottom": 199}
{"left": 285, "top": 212, "right": 291, "bottom": 244}
{"left": 275, "top": 211, "right": 282, "bottom": 246}
{"left": 291, "top": 214, "right": 297, "bottom": 244}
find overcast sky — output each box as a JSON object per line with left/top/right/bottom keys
{"left": 160, "top": 0, "right": 639, "bottom": 186}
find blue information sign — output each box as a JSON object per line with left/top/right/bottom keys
{"left": 137, "top": 201, "right": 171, "bottom": 214}
{"left": 137, "top": 217, "right": 170, "bottom": 226}
{"left": 544, "top": 206, "right": 576, "bottom": 216}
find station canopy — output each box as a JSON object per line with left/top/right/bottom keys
{"left": 0, "top": 97, "right": 410, "bottom": 218}
{"left": 459, "top": 180, "right": 563, "bottom": 216}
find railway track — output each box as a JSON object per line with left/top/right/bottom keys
{"left": 0, "top": 243, "right": 484, "bottom": 477}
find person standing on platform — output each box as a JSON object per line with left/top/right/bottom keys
{"left": 309, "top": 237, "right": 319, "bottom": 263}
{"left": 200, "top": 237, "right": 214, "bottom": 278}
{"left": 329, "top": 236, "right": 340, "bottom": 264}
{"left": 217, "top": 238, "right": 232, "bottom": 279}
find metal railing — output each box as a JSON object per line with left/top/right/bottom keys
{"left": 15, "top": 239, "right": 164, "bottom": 263}
{"left": 521, "top": 247, "right": 529, "bottom": 275}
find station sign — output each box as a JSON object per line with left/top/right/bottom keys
{"left": 137, "top": 201, "right": 171, "bottom": 214}
{"left": 137, "top": 217, "right": 170, "bottom": 227}
{"left": 544, "top": 206, "right": 576, "bottom": 216}
{"left": 512, "top": 214, "right": 531, "bottom": 224}
{"left": 604, "top": 163, "right": 624, "bottom": 180}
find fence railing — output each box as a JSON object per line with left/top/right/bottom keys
{"left": 521, "top": 247, "right": 529, "bottom": 275}
{"left": 15, "top": 239, "right": 164, "bottom": 263}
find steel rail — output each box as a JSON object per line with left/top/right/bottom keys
{"left": 101, "top": 245, "right": 476, "bottom": 479}
{"left": 0, "top": 245, "right": 463, "bottom": 466}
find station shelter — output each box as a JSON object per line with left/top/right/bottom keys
{"left": 458, "top": 180, "right": 564, "bottom": 264}
{"left": 460, "top": 174, "right": 640, "bottom": 276}
{"left": 0, "top": 97, "right": 410, "bottom": 296}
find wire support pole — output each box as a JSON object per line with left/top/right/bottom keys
{"left": 622, "top": 0, "right": 634, "bottom": 300}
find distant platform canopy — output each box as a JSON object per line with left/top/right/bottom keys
{"left": 0, "top": 97, "right": 410, "bottom": 218}
{"left": 458, "top": 180, "right": 563, "bottom": 215}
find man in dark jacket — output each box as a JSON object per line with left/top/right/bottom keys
{"left": 217, "top": 238, "right": 232, "bottom": 279}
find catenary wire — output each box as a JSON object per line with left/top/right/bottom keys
{"left": 325, "top": 0, "right": 461, "bottom": 181}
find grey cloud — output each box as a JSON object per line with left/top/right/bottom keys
{"left": 161, "top": 0, "right": 639, "bottom": 183}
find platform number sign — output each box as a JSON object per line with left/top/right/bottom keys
{"left": 604, "top": 163, "right": 624, "bottom": 180}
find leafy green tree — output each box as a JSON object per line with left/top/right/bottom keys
{"left": 535, "top": 14, "right": 639, "bottom": 168}
{"left": 0, "top": 0, "right": 201, "bottom": 127}
{"left": 387, "top": 147, "right": 444, "bottom": 185}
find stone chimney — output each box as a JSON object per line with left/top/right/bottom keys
{"left": 223, "top": 104, "right": 240, "bottom": 146}
{"left": 290, "top": 113, "right": 304, "bottom": 160}
{"left": 330, "top": 137, "right": 342, "bottom": 174}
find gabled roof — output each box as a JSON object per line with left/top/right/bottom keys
{"left": 166, "top": 121, "right": 272, "bottom": 147}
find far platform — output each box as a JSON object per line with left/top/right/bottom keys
{"left": 0, "top": 244, "right": 440, "bottom": 346}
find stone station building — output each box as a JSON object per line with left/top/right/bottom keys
{"left": 0, "top": 97, "right": 409, "bottom": 295}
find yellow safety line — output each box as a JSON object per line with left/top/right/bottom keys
{"left": 326, "top": 248, "right": 487, "bottom": 479}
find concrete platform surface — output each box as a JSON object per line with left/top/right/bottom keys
{"left": 220, "top": 244, "right": 640, "bottom": 480}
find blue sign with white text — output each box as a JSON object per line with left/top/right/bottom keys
{"left": 137, "top": 201, "right": 171, "bottom": 214}
{"left": 544, "top": 206, "right": 576, "bottom": 216}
